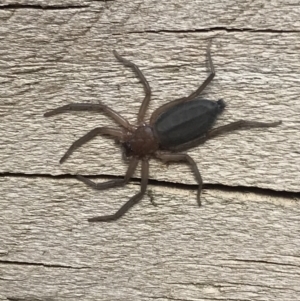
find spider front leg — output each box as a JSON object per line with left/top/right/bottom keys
{"left": 88, "top": 159, "right": 149, "bottom": 222}
{"left": 60, "top": 127, "right": 124, "bottom": 164}
{"left": 113, "top": 50, "right": 151, "bottom": 123}
{"left": 157, "top": 153, "right": 203, "bottom": 206}
{"left": 44, "top": 103, "right": 133, "bottom": 131}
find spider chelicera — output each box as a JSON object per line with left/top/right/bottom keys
{"left": 44, "top": 44, "right": 281, "bottom": 222}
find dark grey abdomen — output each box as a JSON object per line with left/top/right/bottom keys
{"left": 154, "top": 98, "right": 225, "bottom": 148}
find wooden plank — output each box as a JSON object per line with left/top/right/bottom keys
{"left": 92, "top": 0, "right": 300, "bottom": 32}
{"left": 0, "top": 1, "right": 299, "bottom": 300}
{"left": 1, "top": 176, "right": 300, "bottom": 301}
{"left": 3, "top": 0, "right": 297, "bottom": 31}
{"left": 1, "top": 29, "right": 299, "bottom": 191}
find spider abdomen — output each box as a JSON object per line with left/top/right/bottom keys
{"left": 154, "top": 98, "right": 225, "bottom": 148}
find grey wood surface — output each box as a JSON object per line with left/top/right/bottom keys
{"left": 0, "top": 1, "right": 299, "bottom": 300}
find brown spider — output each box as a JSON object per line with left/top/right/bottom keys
{"left": 44, "top": 44, "right": 281, "bottom": 222}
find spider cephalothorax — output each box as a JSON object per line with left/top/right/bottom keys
{"left": 122, "top": 125, "right": 159, "bottom": 158}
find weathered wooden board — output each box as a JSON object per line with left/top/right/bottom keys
{"left": 1, "top": 176, "right": 300, "bottom": 301}
{"left": 1, "top": 30, "right": 299, "bottom": 190}
{"left": 0, "top": 0, "right": 299, "bottom": 300}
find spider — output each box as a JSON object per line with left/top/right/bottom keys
{"left": 44, "top": 43, "right": 281, "bottom": 222}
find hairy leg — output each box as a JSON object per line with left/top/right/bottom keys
{"left": 169, "top": 120, "right": 282, "bottom": 152}
{"left": 60, "top": 127, "right": 124, "bottom": 164}
{"left": 150, "top": 42, "right": 215, "bottom": 125}
{"left": 44, "top": 103, "right": 133, "bottom": 130}
{"left": 113, "top": 50, "right": 151, "bottom": 124}
{"left": 77, "top": 157, "right": 138, "bottom": 190}
{"left": 88, "top": 159, "right": 149, "bottom": 222}
{"left": 156, "top": 152, "right": 203, "bottom": 206}
{"left": 205, "top": 120, "right": 282, "bottom": 141}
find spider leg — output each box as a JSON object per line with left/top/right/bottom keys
{"left": 60, "top": 127, "right": 124, "bottom": 164}
{"left": 204, "top": 120, "right": 282, "bottom": 141}
{"left": 169, "top": 120, "right": 282, "bottom": 152}
{"left": 44, "top": 103, "right": 133, "bottom": 130}
{"left": 88, "top": 159, "right": 149, "bottom": 222}
{"left": 156, "top": 153, "right": 203, "bottom": 206}
{"left": 113, "top": 50, "right": 151, "bottom": 124}
{"left": 77, "top": 157, "right": 138, "bottom": 190}
{"left": 150, "top": 42, "right": 215, "bottom": 125}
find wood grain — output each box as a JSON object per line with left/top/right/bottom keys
{"left": 0, "top": 1, "right": 299, "bottom": 300}
{"left": 1, "top": 176, "right": 300, "bottom": 300}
